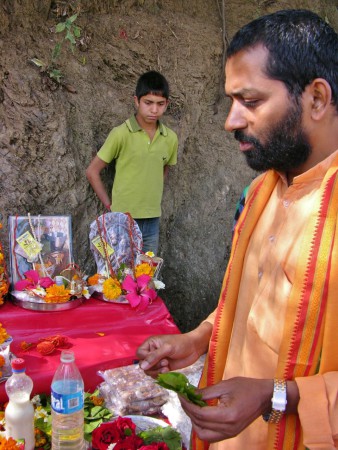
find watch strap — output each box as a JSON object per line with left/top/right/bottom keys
{"left": 262, "top": 379, "right": 287, "bottom": 424}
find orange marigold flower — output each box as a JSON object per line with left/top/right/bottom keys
{"left": 44, "top": 284, "right": 70, "bottom": 303}
{"left": 20, "top": 341, "right": 35, "bottom": 352}
{"left": 135, "top": 262, "right": 155, "bottom": 278}
{"left": 0, "top": 355, "right": 5, "bottom": 366}
{"left": 0, "top": 436, "right": 21, "bottom": 449}
{"left": 88, "top": 274, "right": 101, "bottom": 286}
{"left": 90, "top": 395, "right": 104, "bottom": 406}
{"left": 102, "top": 277, "right": 122, "bottom": 300}
{"left": 36, "top": 341, "right": 55, "bottom": 355}
{"left": 0, "top": 323, "right": 9, "bottom": 345}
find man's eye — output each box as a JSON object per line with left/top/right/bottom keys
{"left": 243, "top": 100, "right": 258, "bottom": 107}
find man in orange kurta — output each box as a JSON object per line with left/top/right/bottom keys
{"left": 137, "top": 9, "right": 338, "bottom": 450}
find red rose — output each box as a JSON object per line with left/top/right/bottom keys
{"left": 114, "top": 416, "right": 137, "bottom": 438}
{"left": 139, "top": 443, "right": 170, "bottom": 450}
{"left": 114, "top": 435, "right": 144, "bottom": 449}
{"left": 92, "top": 417, "right": 141, "bottom": 450}
{"left": 92, "top": 421, "right": 120, "bottom": 450}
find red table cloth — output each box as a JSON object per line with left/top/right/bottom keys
{"left": 0, "top": 296, "right": 180, "bottom": 402}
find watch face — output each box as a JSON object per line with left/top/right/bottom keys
{"left": 272, "top": 384, "right": 287, "bottom": 411}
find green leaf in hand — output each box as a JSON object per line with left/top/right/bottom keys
{"left": 157, "top": 372, "right": 207, "bottom": 406}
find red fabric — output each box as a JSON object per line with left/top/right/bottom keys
{"left": 0, "top": 296, "right": 180, "bottom": 401}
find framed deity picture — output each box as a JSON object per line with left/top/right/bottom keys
{"left": 8, "top": 215, "right": 73, "bottom": 287}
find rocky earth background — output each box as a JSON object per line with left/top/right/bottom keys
{"left": 1, "top": 0, "right": 337, "bottom": 331}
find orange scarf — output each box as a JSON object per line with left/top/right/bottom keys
{"left": 193, "top": 156, "right": 338, "bottom": 450}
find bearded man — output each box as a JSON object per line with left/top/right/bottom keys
{"left": 137, "top": 9, "right": 338, "bottom": 450}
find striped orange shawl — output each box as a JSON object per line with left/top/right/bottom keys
{"left": 193, "top": 155, "right": 338, "bottom": 450}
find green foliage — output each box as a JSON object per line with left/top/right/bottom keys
{"left": 139, "top": 425, "right": 182, "bottom": 450}
{"left": 54, "top": 14, "right": 81, "bottom": 58}
{"left": 157, "top": 372, "right": 207, "bottom": 407}
{"left": 83, "top": 390, "right": 114, "bottom": 442}
{"left": 30, "top": 13, "right": 82, "bottom": 86}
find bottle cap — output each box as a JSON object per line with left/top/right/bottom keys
{"left": 60, "top": 350, "right": 75, "bottom": 363}
{"left": 11, "top": 358, "right": 26, "bottom": 372}
{"left": 55, "top": 276, "right": 64, "bottom": 286}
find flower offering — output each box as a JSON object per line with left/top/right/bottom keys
{"left": 11, "top": 264, "right": 89, "bottom": 306}
{"left": 89, "top": 212, "right": 165, "bottom": 310}
{"left": 92, "top": 416, "right": 182, "bottom": 450}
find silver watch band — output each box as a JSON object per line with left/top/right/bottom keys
{"left": 262, "top": 379, "right": 287, "bottom": 424}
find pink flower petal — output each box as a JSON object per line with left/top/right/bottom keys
{"left": 125, "top": 292, "right": 141, "bottom": 308}
{"left": 146, "top": 288, "right": 157, "bottom": 301}
{"left": 39, "top": 277, "right": 54, "bottom": 288}
{"left": 121, "top": 275, "right": 137, "bottom": 292}
{"left": 136, "top": 274, "right": 152, "bottom": 291}
{"left": 24, "top": 270, "right": 40, "bottom": 284}
{"left": 14, "top": 279, "right": 31, "bottom": 291}
{"left": 137, "top": 295, "right": 150, "bottom": 311}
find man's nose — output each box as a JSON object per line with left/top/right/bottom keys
{"left": 224, "top": 104, "right": 247, "bottom": 132}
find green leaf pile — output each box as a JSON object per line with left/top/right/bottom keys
{"left": 156, "top": 372, "right": 206, "bottom": 407}
{"left": 139, "top": 425, "right": 182, "bottom": 450}
{"left": 83, "top": 390, "right": 113, "bottom": 442}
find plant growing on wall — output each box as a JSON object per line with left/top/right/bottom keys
{"left": 30, "top": 13, "right": 82, "bottom": 88}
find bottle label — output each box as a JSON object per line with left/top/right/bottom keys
{"left": 51, "top": 389, "right": 84, "bottom": 414}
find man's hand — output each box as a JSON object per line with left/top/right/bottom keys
{"left": 179, "top": 377, "right": 273, "bottom": 443}
{"left": 136, "top": 322, "right": 212, "bottom": 378}
{"left": 137, "top": 334, "right": 200, "bottom": 378}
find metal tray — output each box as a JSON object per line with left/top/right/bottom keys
{"left": 89, "top": 289, "right": 128, "bottom": 304}
{"left": 10, "top": 293, "right": 85, "bottom": 312}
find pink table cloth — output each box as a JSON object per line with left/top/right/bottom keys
{"left": 0, "top": 296, "right": 180, "bottom": 401}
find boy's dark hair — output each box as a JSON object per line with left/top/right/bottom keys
{"left": 135, "top": 71, "right": 170, "bottom": 100}
{"left": 227, "top": 9, "right": 338, "bottom": 111}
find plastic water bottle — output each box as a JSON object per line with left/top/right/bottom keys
{"left": 5, "top": 358, "right": 35, "bottom": 450}
{"left": 51, "top": 350, "right": 84, "bottom": 450}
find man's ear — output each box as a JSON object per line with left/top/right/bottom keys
{"left": 308, "top": 78, "right": 333, "bottom": 120}
{"left": 134, "top": 95, "right": 139, "bottom": 108}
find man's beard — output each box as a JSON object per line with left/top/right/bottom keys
{"left": 234, "top": 101, "right": 311, "bottom": 172}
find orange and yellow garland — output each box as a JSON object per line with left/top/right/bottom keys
{"left": 0, "top": 223, "right": 9, "bottom": 306}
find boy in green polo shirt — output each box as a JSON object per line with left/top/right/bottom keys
{"left": 86, "top": 71, "right": 178, "bottom": 254}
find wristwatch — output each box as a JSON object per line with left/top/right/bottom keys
{"left": 262, "top": 379, "right": 287, "bottom": 423}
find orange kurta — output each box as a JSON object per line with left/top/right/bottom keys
{"left": 197, "top": 150, "right": 338, "bottom": 450}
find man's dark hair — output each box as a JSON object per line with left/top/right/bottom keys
{"left": 227, "top": 9, "right": 338, "bottom": 111}
{"left": 135, "top": 71, "right": 170, "bottom": 100}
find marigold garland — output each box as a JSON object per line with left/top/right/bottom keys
{"left": 0, "top": 223, "right": 9, "bottom": 306}
{"left": 44, "top": 285, "right": 71, "bottom": 303}
{"left": 102, "top": 277, "right": 122, "bottom": 300}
